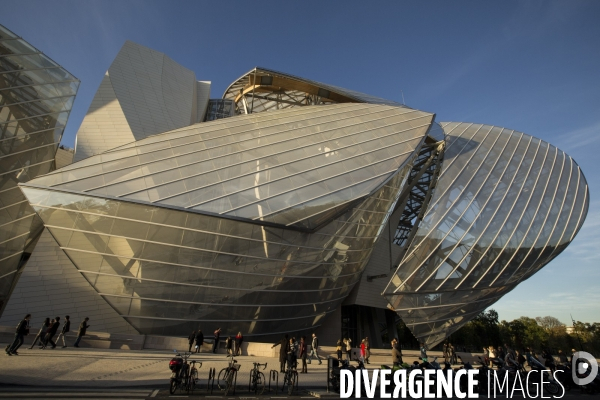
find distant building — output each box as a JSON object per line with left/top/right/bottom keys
{"left": 4, "top": 40, "right": 589, "bottom": 347}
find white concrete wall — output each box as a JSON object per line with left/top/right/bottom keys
{"left": 74, "top": 41, "right": 198, "bottom": 162}
{"left": 0, "top": 229, "right": 137, "bottom": 335}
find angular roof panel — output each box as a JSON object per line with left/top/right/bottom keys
{"left": 25, "top": 103, "right": 434, "bottom": 230}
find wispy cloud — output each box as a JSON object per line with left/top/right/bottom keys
{"left": 553, "top": 122, "right": 600, "bottom": 151}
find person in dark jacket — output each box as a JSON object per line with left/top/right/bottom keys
{"left": 56, "top": 315, "right": 70, "bottom": 348}
{"left": 188, "top": 330, "right": 196, "bottom": 352}
{"left": 299, "top": 336, "right": 308, "bottom": 373}
{"left": 6, "top": 314, "right": 30, "bottom": 356}
{"left": 195, "top": 329, "right": 204, "bottom": 353}
{"left": 272, "top": 334, "right": 289, "bottom": 372}
{"left": 42, "top": 316, "right": 60, "bottom": 349}
{"left": 212, "top": 328, "right": 221, "bottom": 353}
{"left": 29, "top": 317, "right": 50, "bottom": 349}
{"left": 73, "top": 317, "right": 90, "bottom": 347}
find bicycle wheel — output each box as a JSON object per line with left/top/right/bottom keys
{"left": 181, "top": 367, "right": 190, "bottom": 394}
{"left": 169, "top": 378, "right": 177, "bottom": 395}
{"left": 225, "top": 370, "right": 235, "bottom": 395}
{"left": 256, "top": 371, "right": 265, "bottom": 395}
{"left": 188, "top": 369, "right": 198, "bottom": 393}
{"left": 288, "top": 371, "right": 296, "bottom": 395}
{"left": 217, "top": 368, "right": 229, "bottom": 390}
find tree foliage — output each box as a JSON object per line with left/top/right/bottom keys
{"left": 440, "top": 310, "right": 600, "bottom": 354}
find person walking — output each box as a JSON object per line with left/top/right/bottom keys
{"left": 235, "top": 332, "right": 243, "bottom": 356}
{"left": 336, "top": 339, "right": 343, "bottom": 360}
{"left": 188, "top": 330, "right": 196, "bottom": 352}
{"left": 360, "top": 339, "right": 366, "bottom": 362}
{"left": 419, "top": 342, "right": 428, "bottom": 363}
{"left": 6, "top": 314, "right": 30, "bottom": 356}
{"left": 42, "top": 316, "right": 60, "bottom": 349}
{"left": 449, "top": 343, "right": 457, "bottom": 364}
{"left": 308, "top": 333, "right": 322, "bottom": 365}
{"left": 225, "top": 336, "right": 233, "bottom": 355}
{"left": 443, "top": 343, "right": 449, "bottom": 363}
{"left": 56, "top": 315, "right": 70, "bottom": 348}
{"left": 344, "top": 338, "right": 352, "bottom": 361}
{"left": 299, "top": 336, "right": 308, "bottom": 373}
{"left": 392, "top": 339, "right": 403, "bottom": 367}
{"left": 29, "top": 317, "right": 49, "bottom": 349}
{"left": 195, "top": 329, "right": 204, "bottom": 353}
{"left": 73, "top": 317, "right": 90, "bottom": 347}
{"left": 212, "top": 328, "right": 221, "bottom": 354}
{"left": 271, "top": 334, "right": 289, "bottom": 372}
{"left": 364, "top": 337, "right": 371, "bottom": 364}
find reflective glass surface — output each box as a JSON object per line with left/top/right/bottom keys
{"left": 0, "top": 24, "right": 79, "bottom": 314}
{"left": 384, "top": 122, "right": 589, "bottom": 347}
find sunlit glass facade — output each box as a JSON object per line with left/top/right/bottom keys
{"left": 384, "top": 122, "right": 588, "bottom": 346}
{"left": 0, "top": 24, "right": 79, "bottom": 314}
{"left": 7, "top": 41, "right": 588, "bottom": 345}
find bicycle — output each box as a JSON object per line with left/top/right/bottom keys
{"left": 218, "top": 354, "right": 241, "bottom": 395}
{"left": 282, "top": 360, "right": 298, "bottom": 395}
{"left": 187, "top": 360, "right": 202, "bottom": 393}
{"left": 169, "top": 350, "right": 194, "bottom": 394}
{"left": 249, "top": 362, "right": 267, "bottom": 395}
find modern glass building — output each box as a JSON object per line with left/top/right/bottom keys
{"left": 0, "top": 24, "right": 79, "bottom": 314}
{"left": 7, "top": 40, "right": 589, "bottom": 346}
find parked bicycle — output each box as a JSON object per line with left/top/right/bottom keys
{"left": 282, "top": 361, "right": 298, "bottom": 395}
{"left": 169, "top": 350, "right": 195, "bottom": 394}
{"left": 218, "top": 354, "right": 241, "bottom": 395}
{"left": 249, "top": 362, "right": 267, "bottom": 394}
{"left": 187, "top": 360, "right": 202, "bottom": 393}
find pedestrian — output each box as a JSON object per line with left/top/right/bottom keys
{"left": 336, "top": 339, "right": 343, "bottom": 360}
{"left": 496, "top": 346, "right": 505, "bottom": 363}
{"left": 6, "top": 314, "right": 30, "bottom": 356}
{"left": 419, "top": 342, "right": 428, "bottom": 363}
{"left": 225, "top": 336, "right": 233, "bottom": 355}
{"left": 271, "top": 334, "right": 289, "bottom": 372}
{"left": 344, "top": 338, "right": 352, "bottom": 361}
{"left": 483, "top": 346, "right": 489, "bottom": 366}
{"left": 443, "top": 343, "right": 449, "bottom": 363}
{"left": 195, "top": 329, "right": 204, "bottom": 353}
{"left": 29, "top": 317, "right": 50, "bottom": 349}
{"left": 188, "top": 330, "right": 196, "bottom": 352}
{"left": 449, "top": 343, "right": 456, "bottom": 364}
{"left": 55, "top": 315, "right": 70, "bottom": 348}
{"left": 299, "top": 336, "right": 308, "bottom": 373}
{"left": 488, "top": 346, "right": 496, "bottom": 368}
{"left": 308, "top": 333, "right": 322, "bottom": 365}
{"left": 360, "top": 339, "right": 366, "bottom": 362}
{"left": 392, "top": 339, "right": 403, "bottom": 367}
{"left": 364, "top": 337, "right": 370, "bottom": 364}
{"left": 287, "top": 337, "right": 298, "bottom": 370}
{"left": 212, "top": 328, "right": 221, "bottom": 353}
{"left": 235, "top": 332, "right": 243, "bottom": 356}
{"left": 42, "top": 316, "right": 60, "bottom": 349}
{"left": 73, "top": 317, "right": 90, "bottom": 347}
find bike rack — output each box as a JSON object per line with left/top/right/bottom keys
{"left": 268, "top": 370, "right": 279, "bottom": 394}
{"left": 281, "top": 370, "right": 299, "bottom": 394}
{"left": 207, "top": 367, "right": 216, "bottom": 394}
{"left": 231, "top": 368, "right": 239, "bottom": 395}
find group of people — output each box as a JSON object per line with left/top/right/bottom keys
{"left": 442, "top": 342, "right": 458, "bottom": 364}
{"left": 334, "top": 337, "right": 371, "bottom": 364}
{"left": 272, "top": 333, "right": 322, "bottom": 374}
{"left": 483, "top": 343, "right": 573, "bottom": 372}
{"left": 187, "top": 328, "right": 244, "bottom": 355}
{"left": 5, "top": 314, "right": 90, "bottom": 356}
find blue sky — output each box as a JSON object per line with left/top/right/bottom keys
{"left": 4, "top": 1, "right": 599, "bottom": 324}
